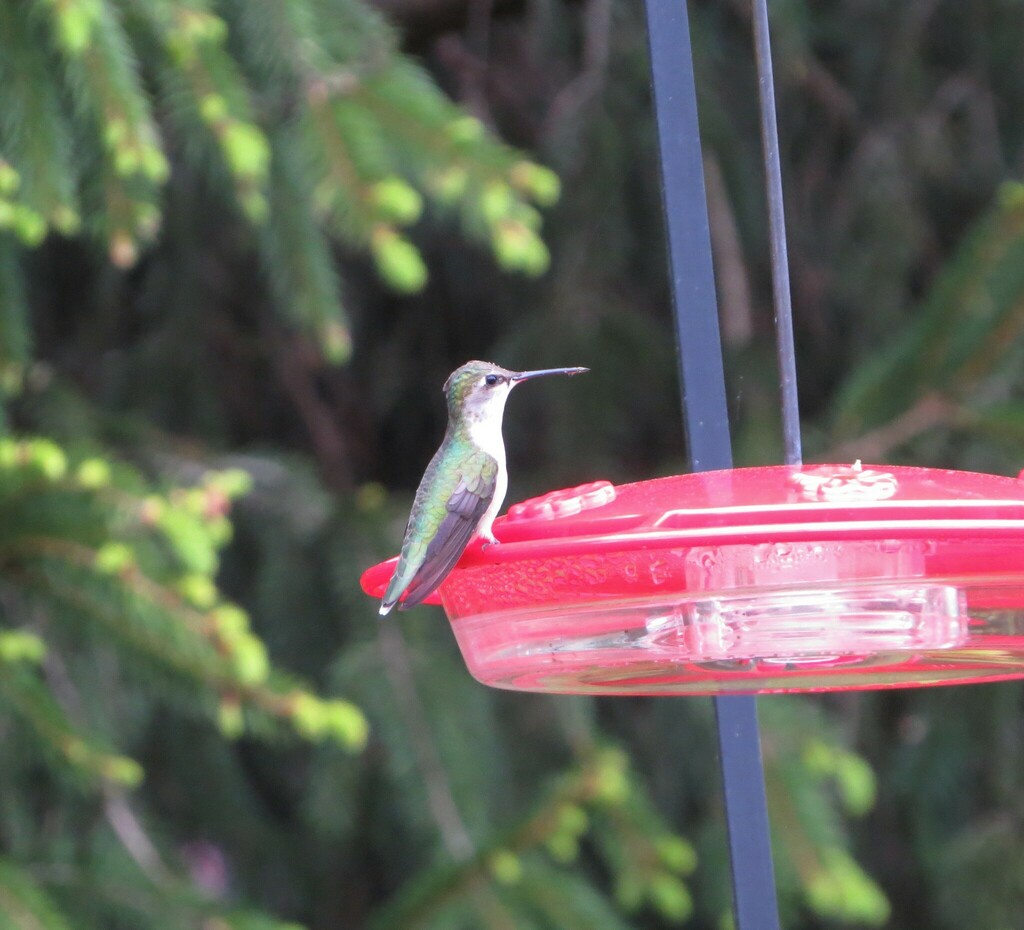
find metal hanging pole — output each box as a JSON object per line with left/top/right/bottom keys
{"left": 641, "top": 0, "right": 781, "bottom": 928}
{"left": 753, "top": 0, "right": 802, "bottom": 466}
{"left": 642, "top": 0, "right": 731, "bottom": 473}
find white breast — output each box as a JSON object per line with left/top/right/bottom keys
{"left": 464, "top": 396, "right": 510, "bottom": 541}
{"left": 466, "top": 409, "right": 507, "bottom": 464}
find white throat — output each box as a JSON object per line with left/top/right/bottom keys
{"left": 465, "top": 403, "right": 509, "bottom": 463}
{"left": 464, "top": 392, "right": 511, "bottom": 542}
{"left": 458, "top": 383, "right": 514, "bottom": 543}
{"left": 461, "top": 384, "right": 513, "bottom": 463}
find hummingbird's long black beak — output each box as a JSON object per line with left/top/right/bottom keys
{"left": 511, "top": 367, "right": 589, "bottom": 382}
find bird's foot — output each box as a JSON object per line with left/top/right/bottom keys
{"left": 481, "top": 533, "right": 500, "bottom": 549}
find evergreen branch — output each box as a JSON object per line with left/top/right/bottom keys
{"left": 303, "top": 98, "right": 382, "bottom": 234}
{"left": 12, "top": 545, "right": 363, "bottom": 749}
{"left": 758, "top": 699, "right": 889, "bottom": 925}
{"left": 18, "top": 557, "right": 227, "bottom": 689}
{"left": 0, "top": 172, "right": 48, "bottom": 251}
{"left": 0, "top": 659, "right": 142, "bottom": 787}
{"left": 122, "top": 0, "right": 271, "bottom": 220}
{"left": 7, "top": 540, "right": 339, "bottom": 729}
{"left": 228, "top": 0, "right": 394, "bottom": 92}
{"left": 376, "top": 623, "right": 534, "bottom": 929}
{"left": 348, "top": 68, "right": 506, "bottom": 180}
{"left": 831, "top": 188, "right": 1024, "bottom": 437}
{"left": 258, "top": 128, "right": 352, "bottom": 361}
{"left": 36, "top": 0, "right": 166, "bottom": 264}
{"left": 304, "top": 0, "right": 397, "bottom": 65}
{"left": 506, "top": 860, "right": 637, "bottom": 930}
{"left": 0, "top": 858, "right": 73, "bottom": 930}
{"left": 0, "top": 4, "right": 80, "bottom": 235}
{"left": 94, "top": 145, "right": 162, "bottom": 267}
{"left": 34, "top": 847, "right": 309, "bottom": 930}
{"left": 377, "top": 621, "right": 475, "bottom": 861}
{"left": 366, "top": 747, "right": 628, "bottom": 930}
{"left": 0, "top": 237, "right": 30, "bottom": 403}
{"left": 346, "top": 64, "right": 557, "bottom": 273}
{"left": 229, "top": 0, "right": 429, "bottom": 294}
{"left": 302, "top": 96, "right": 428, "bottom": 291}
{"left": 761, "top": 754, "right": 835, "bottom": 894}
{"left": 219, "top": 0, "right": 316, "bottom": 90}
{"left": 5, "top": 536, "right": 221, "bottom": 639}
{"left": 39, "top": 0, "right": 167, "bottom": 183}
{"left": 0, "top": 439, "right": 366, "bottom": 751}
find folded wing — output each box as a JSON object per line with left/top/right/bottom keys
{"left": 398, "top": 454, "right": 497, "bottom": 610}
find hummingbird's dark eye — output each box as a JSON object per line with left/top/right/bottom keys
{"left": 484, "top": 374, "right": 501, "bottom": 386}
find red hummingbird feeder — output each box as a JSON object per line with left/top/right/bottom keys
{"left": 361, "top": 462, "right": 1024, "bottom": 695}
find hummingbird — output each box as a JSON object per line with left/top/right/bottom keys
{"left": 379, "top": 360, "right": 588, "bottom": 615}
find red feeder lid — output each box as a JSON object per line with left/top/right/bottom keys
{"left": 360, "top": 463, "right": 1024, "bottom": 695}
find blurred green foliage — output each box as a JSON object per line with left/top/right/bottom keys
{"left": 2, "top": 0, "right": 1024, "bottom": 928}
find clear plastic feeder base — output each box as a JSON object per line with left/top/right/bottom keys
{"left": 449, "top": 583, "right": 1024, "bottom": 694}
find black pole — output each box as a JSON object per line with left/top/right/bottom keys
{"left": 753, "top": 0, "right": 802, "bottom": 466}
{"left": 641, "top": 1, "right": 782, "bottom": 928}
